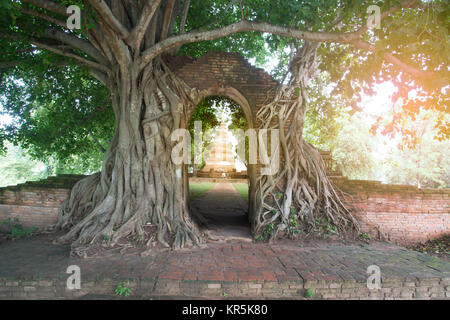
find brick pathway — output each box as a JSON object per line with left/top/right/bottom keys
{"left": 190, "top": 182, "right": 251, "bottom": 240}
{"left": 0, "top": 234, "right": 449, "bottom": 299}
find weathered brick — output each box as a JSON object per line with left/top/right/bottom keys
{"left": 23, "top": 286, "right": 36, "bottom": 292}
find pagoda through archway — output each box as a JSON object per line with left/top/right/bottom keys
{"left": 186, "top": 96, "right": 252, "bottom": 240}
{"left": 201, "top": 122, "right": 243, "bottom": 177}
{"left": 170, "top": 51, "right": 279, "bottom": 239}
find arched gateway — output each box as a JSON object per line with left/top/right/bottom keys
{"left": 53, "top": 45, "right": 358, "bottom": 253}
{"left": 167, "top": 51, "right": 279, "bottom": 228}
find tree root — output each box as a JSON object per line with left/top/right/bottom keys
{"left": 252, "top": 41, "right": 360, "bottom": 240}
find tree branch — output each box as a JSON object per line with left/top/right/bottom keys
{"left": 160, "top": 0, "right": 176, "bottom": 41}
{"left": 179, "top": 0, "right": 190, "bottom": 34}
{"left": 29, "top": 39, "right": 110, "bottom": 73}
{"left": 89, "top": 130, "right": 106, "bottom": 153}
{"left": 43, "top": 29, "right": 108, "bottom": 65}
{"left": 18, "top": 5, "right": 67, "bottom": 28}
{"left": 0, "top": 61, "right": 22, "bottom": 69}
{"left": 96, "top": 18, "right": 131, "bottom": 72}
{"left": 127, "top": 0, "right": 161, "bottom": 51}
{"left": 351, "top": 39, "right": 437, "bottom": 79}
{"left": 21, "top": 0, "right": 68, "bottom": 16}
{"left": 88, "top": 0, "right": 130, "bottom": 39}
{"left": 139, "top": 2, "right": 441, "bottom": 81}
{"left": 139, "top": 20, "right": 360, "bottom": 68}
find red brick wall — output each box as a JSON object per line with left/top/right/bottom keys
{"left": 336, "top": 179, "right": 450, "bottom": 244}
{"left": 0, "top": 187, "right": 71, "bottom": 229}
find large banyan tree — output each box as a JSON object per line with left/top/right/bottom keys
{"left": 0, "top": 0, "right": 448, "bottom": 256}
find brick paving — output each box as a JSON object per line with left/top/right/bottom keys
{"left": 0, "top": 233, "right": 449, "bottom": 299}
{"left": 0, "top": 182, "right": 449, "bottom": 299}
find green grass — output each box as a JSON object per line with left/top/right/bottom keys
{"left": 189, "top": 182, "right": 216, "bottom": 199}
{"left": 232, "top": 183, "right": 249, "bottom": 203}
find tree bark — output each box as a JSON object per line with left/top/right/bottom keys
{"left": 55, "top": 58, "right": 200, "bottom": 256}
{"left": 252, "top": 42, "right": 360, "bottom": 240}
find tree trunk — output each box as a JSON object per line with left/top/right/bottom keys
{"left": 55, "top": 58, "right": 200, "bottom": 256}
{"left": 252, "top": 42, "right": 359, "bottom": 240}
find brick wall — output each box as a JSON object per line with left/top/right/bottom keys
{"left": 1, "top": 175, "right": 448, "bottom": 244}
{"left": 171, "top": 51, "right": 278, "bottom": 123}
{"left": 0, "top": 175, "right": 82, "bottom": 229}
{"left": 335, "top": 179, "right": 450, "bottom": 244}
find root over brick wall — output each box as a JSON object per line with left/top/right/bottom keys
{"left": 0, "top": 175, "right": 448, "bottom": 245}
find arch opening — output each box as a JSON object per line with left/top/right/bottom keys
{"left": 183, "top": 92, "right": 255, "bottom": 240}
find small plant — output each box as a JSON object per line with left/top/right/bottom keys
{"left": 254, "top": 235, "right": 264, "bottom": 242}
{"left": 288, "top": 213, "right": 301, "bottom": 236}
{"left": 360, "top": 232, "right": 372, "bottom": 241}
{"left": 134, "top": 233, "right": 143, "bottom": 245}
{"left": 262, "top": 223, "right": 274, "bottom": 240}
{"left": 115, "top": 282, "right": 132, "bottom": 297}
{"left": 0, "top": 218, "right": 37, "bottom": 239}
{"left": 255, "top": 223, "right": 275, "bottom": 242}
{"left": 304, "top": 289, "right": 314, "bottom": 299}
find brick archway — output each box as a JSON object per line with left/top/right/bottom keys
{"left": 170, "top": 51, "right": 278, "bottom": 127}
{"left": 170, "top": 51, "right": 279, "bottom": 224}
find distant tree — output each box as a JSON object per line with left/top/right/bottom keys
{"left": 330, "top": 113, "right": 379, "bottom": 180}
{"left": 187, "top": 97, "right": 220, "bottom": 172}
{"left": 0, "top": 142, "right": 48, "bottom": 187}
{"left": 382, "top": 111, "right": 450, "bottom": 188}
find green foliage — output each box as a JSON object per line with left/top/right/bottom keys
{"left": 330, "top": 113, "right": 378, "bottom": 180}
{"left": 188, "top": 96, "right": 248, "bottom": 169}
{"left": 0, "top": 63, "right": 112, "bottom": 172}
{"left": 410, "top": 235, "right": 449, "bottom": 255}
{"left": 379, "top": 110, "right": 450, "bottom": 188}
{"left": 0, "top": 142, "right": 49, "bottom": 187}
{"left": 360, "top": 232, "right": 372, "bottom": 241}
{"left": 311, "top": 218, "right": 338, "bottom": 239}
{"left": 189, "top": 182, "right": 216, "bottom": 199}
{"left": 256, "top": 223, "right": 275, "bottom": 242}
{"left": 115, "top": 282, "right": 132, "bottom": 297}
{"left": 0, "top": 217, "right": 37, "bottom": 239}
{"left": 188, "top": 97, "right": 221, "bottom": 170}
{"left": 304, "top": 289, "right": 314, "bottom": 299}
{"left": 287, "top": 212, "right": 301, "bottom": 237}
{"left": 303, "top": 74, "right": 349, "bottom": 150}
{"left": 232, "top": 183, "right": 249, "bottom": 203}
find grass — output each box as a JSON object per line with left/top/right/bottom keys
{"left": 189, "top": 182, "right": 216, "bottom": 199}
{"left": 232, "top": 183, "right": 249, "bottom": 203}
